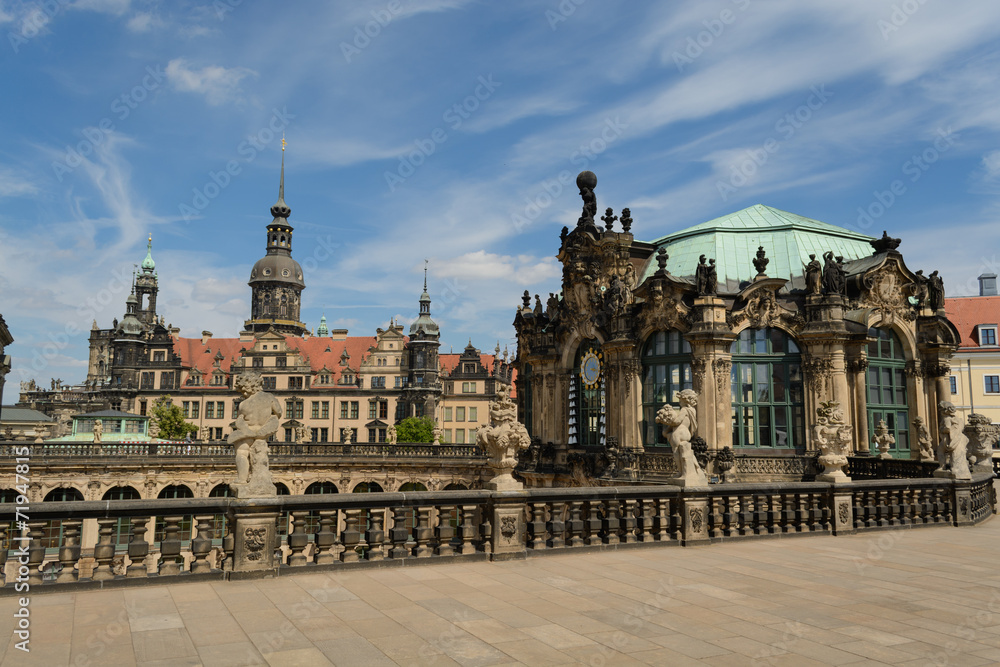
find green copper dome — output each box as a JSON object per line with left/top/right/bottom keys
{"left": 642, "top": 205, "right": 875, "bottom": 293}
{"left": 141, "top": 235, "right": 155, "bottom": 272}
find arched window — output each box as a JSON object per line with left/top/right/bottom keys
{"left": 571, "top": 340, "right": 603, "bottom": 449}
{"left": 731, "top": 328, "right": 805, "bottom": 450}
{"left": 399, "top": 482, "right": 427, "bottom": 493}
{"left": 641, "top": 331, "right": 692, "bottom": 446}
{"left": 42, "top": 487, "right": 84, "bottom": 549}
{"left": 208, "top": 484, "right": 232, "bottom": 540}
{"left": 867, "top": 328, "right": 908, "bottom": 455}
{"left": 156, "top": 485, "right": 194, "bottom": 543}
{"left": 306, "top": 481, "right": 338, "bottom": 494}
{"left": 104, "top": 486, "right": 141, "bottom": 545}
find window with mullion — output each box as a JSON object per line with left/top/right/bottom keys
{"left": 641, "top": 331, "right": 692, "bottom": 446}
{"left": 730, "top": 328, "right": 804, "bottom": 450}
{"left": 866, "top": 328, "right": 909, "bottom": 453}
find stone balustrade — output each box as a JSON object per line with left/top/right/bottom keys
{"left": 0, "top": 471, "right": 993, "bottom": 593}
{"left": 0, "top": 441, "right": 485, "bottom": 459}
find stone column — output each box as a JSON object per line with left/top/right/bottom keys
{"left": 688, "top": 296, "right": 733, "bottom": 451}
{"left": 850, "top": 357, "right": 870, "bottom": 454}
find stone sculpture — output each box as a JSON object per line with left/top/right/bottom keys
{"left": 823, "top": 251, "right": 845, "bottom": 295}
{"left": 387, "top": 423, "right": 397, "bottom": 444}
{"left": 696, "top": 255, "right": 709, "bottom": 294}
{"left": 432, "top": 423, "right": 443, "bottom": 445}
{"left": 228, "top": 372, "right": 280, "bottom": 497}
{"left": 872, "top": 419, "right": 895, "bottom": 459}
{"left": 928, "top": 270, "right": 945, "bottom": 311}
{"left": 295, "top": 425, "right": 307, "bottom": 444}
{"left": 341, "top": 427, "right": 353, "bottom": 444}
{"left": 813, "top": 400, "right": 852, "bottom": 483}
{"left": 963, "top": 413, "right": 999, "bottom": 471}
{"left": 92, "top": 419, "right": 102, "bottom": 444}
{"left": 577, "top": 171, "right": 598, "bottom": 227}
{"left": 805, "top": 254, "right": 822, "bottom": 295}
{"left": 913, "top": 416, "right": 935, "bottom": 462}
{"left": 753, "top": 246, "right": 769, "bottom": 278}
{"left": 656, "top": 389, "right": 707, "bottom": 487}
{"left": 705, "top": 259, "right": 718, "bottom": 295}
{"left": 935, "top": 401, "right": 971, "bottom": 480}
{"left": 475, "top": 382, "right": 530, "bottom": 490}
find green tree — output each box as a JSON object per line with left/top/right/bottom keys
{"left": 394, "top": 417, "right": 434, "bottom": 443}
{"left": 150, "top": 395, "right": 198, "bottom": 440}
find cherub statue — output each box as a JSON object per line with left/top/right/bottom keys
{"left": 92, "top": 419, "right": 102, "bottom": 444}
{"left": 227, "top": 372, "right": 281, "bottom": 497}
{"left": 655, "top": 389, "right": 707, "bottom": 486}
{"left": 873, "top": 419, "right": 895, "bottom": 459}
{"left": 913, "top": 416, "right": 935, "bottom": 462}
{"left": 936, "top": 401, "right": 971, "bottom": 480}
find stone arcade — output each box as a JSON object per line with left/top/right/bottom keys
{"left": 515, "top": 172, "right": 962, "bottom": 486}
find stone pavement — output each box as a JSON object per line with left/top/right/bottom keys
{"left": 0, "top": 513, "right": 998, "bottom": 666}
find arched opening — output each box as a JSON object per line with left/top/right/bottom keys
{"left": 731, "top": 328, "right": 805, "bottom": 450}
{"left": 156, "top": 485, "right": 194, "bottom": 543}
{"left": 398, "top": 482, "right": 427, "bottom": 493}
{"left": 104, "top": 486, "right": 142, "bottom": 546}
{"left": 208, "top": 484, "right": 232, "bottom": 540}
{"left": 641, "top": 330, "right": 692, "bottom": 446}
{"left": 571, "top": 339, "right": 603, "bottom": 449}
{"left": 305, "top": 482, "right": 339, "bottom": 495}
{"left": 866, "top": 327, "right": 909, "bottom": 455}
{"left": 443, "top": 483, "right": 467, "bottom": 491}
{"left": 42, "top": 488, "right": 84, "bottom": 549}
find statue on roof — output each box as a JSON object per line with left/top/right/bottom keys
{"left": 620, "top": 208, "right": 632, "bottom": 233}
{"left": 576, "top": 171, "right": 598, "bottom": 228}
{"left": 928, "top": 270, "right": 945, "bottom": 311}
{"left": 228, "top": 372, "right": 280, "bottom": 498}
{"left": 870, "top": 230, "right": 901, "bottom": 254}
{"left": 695, "top": 255, "right": 709, "bottom": 295}
{"left": 706, "top": 259, "right": 718, "bottom": 295}
{"left": 752, "top": 246, "right": 769, "bottom": 278}
{"left": 805, "top": 254, "right": 822, "bottom": 295}
{"left": 92, "top": 419, "right": 102, "bottom": 445}
{"left": 822, "top": 251, "right": 845, "bottom": 295}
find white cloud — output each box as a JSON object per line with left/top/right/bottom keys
{"left": 0, "top": 168, "right": 39, "bottom": 197}
{"left": 165, "top": 58, "right": 257, "bottom": 106}
{"left": 126, "top": 11, "right": 159, "bottom": 32}
{"left": 70, "top": 0, "right": 130, "bottom": 16}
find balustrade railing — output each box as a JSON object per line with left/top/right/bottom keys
{"left": 0, "top": 472, "right": 993, "bottom": 592}
{"left": 0, "top": 441, "right": 484, "bottom": 459}
{"left": 847, "top": 456, "right": 939, "bottom": 479}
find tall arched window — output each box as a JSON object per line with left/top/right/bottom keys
{"left": 42, "top": 487, "right": 84, "bottom": 549}
{"left": 731, "top": 328, "right": 805, "bottom": 450}
{"left": 641, "top": 331, "right": 692, "bottom": 446}
{"left": 867, "top": 327, "right": 908, "bottom": 455}
{"left": 156, "top": 485, "right": 194, "bottom": 543}
{"left": 571, "top": 340, "right": 603, "bottom": 449}
{"left": 103, "top": 486, "right": 141, "bottom": 546}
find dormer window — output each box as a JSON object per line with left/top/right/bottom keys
{"left": 979, "top": 325, "right": 997, "bottom": 347}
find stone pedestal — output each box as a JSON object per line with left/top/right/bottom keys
{"left": 953, "top": 482, "right": 973, "bottom": 526}
{"left": 488, "top": 497, "right": 527, "bottom": 560}
{"left": 815, "top": 471, "right": 851, "bottom": 485}
{"left": 229, "top": 509, "right": 279, "bottom": 572}
{"left": 484, "top": 475, "right": 522, "bottom": 491}
{"left": 831, "top": 492, "right": 854, "bottom": 535}
{"left": 668, "top": 476, "right": 708, "bottom": 488}
{"left": 681, "top": 497, "right": 710, "bottom": 545}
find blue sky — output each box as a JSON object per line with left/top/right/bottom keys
{"left": 2, "top": 0, "right": 999, "bottom": 388}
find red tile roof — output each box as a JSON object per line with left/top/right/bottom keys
{"left": 439, "top": 353, "right": 497, "bottom": 375}
{"left": 944, "top": 296, "right": 1000, "bottom": 349}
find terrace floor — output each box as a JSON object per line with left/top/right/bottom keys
{"left": 1, "top": 500, "right": 998, "bottom": 666}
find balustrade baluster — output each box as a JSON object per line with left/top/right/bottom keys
{"left": 547, "top": 502, "right": 566, "bottom": 548}
{"left": 287, "top": 512, "right": 309, "bottom": 567}
{"left": 191, "top": 516, "right": 214, "bottom": 574}
{"left": 795, "top": 494, "right": 808, "bottom": 532}
{"left": 708, "top": 497, "right": 722, "bottom": 539}
{"left": 753, "top": 495, "right": 767, "bottom": 535}
{"left": 527, "top": 503, "right": 546, "bottom": 550}
{"left": 780, "top": 494, "right": 795, "bottom": 534}
{"left": 585, "top": 501, "right": 602, "bottom": 546}
{"left": 390, "top": 507, "right": 410, "bottom": 559}
{"left": 413, "top": 507, "right": 433, "bottom": 558}
{"left": 0, "top": 525, "right": 7, "bottom": 585}
{"left": 365, "top": 511, "right": 385, "bottom": 561}
{"left": 620, "top": 500, "right": 637, "bottom": 544}
{"left": 92, "top": 518, "right": 117, "bottom": 581}
{"left": 434, "top": 506, "right": 455, "bottom": 556}
{"left": 654, "top": 498, "right": 670, "bottom": 542}
{"left": 566, "top": 501, "right": 585, "bottom": 547}
{"left": 458, "top": 505, "right": 477, "bottom": 555}
{"left": 158, "top": 516, "right": 184, "bottom": 576}
{"left": 637, "top": 499, "right": 655, "bottom": 542}
{"left": 602, "top": 500, "right": 621, "bottom": 545}
{"left": 127, "top": 518, "right": 150, "bottom": 577}
{"left": 340, "top": 509, "right": 361, "bottom": 562}
{"left": 670, "top": 497, "right": 683, "bottom": 541}
{"left": 57, "top": 520, "right": 82, "bottom": 583}
{"left": 26, "top": 521, "right": 45, "bottom": 585}
{"left": 315, "top": 511, "right": 339, "bottom": 564}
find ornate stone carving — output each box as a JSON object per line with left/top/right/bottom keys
{"left": 846, "top": 356, "right": 869, "bottom": 374}
{"left": 713, "top": 358, "right": 731, "bottom": 395}
{"left": 922, "top": 361, "right": 950, "bottom": 379}
{"left": 476, "top": 383, "right": 531, "bottom": 490}
{"left": 228, "top": 372, "right": 279, "bottom": 498}
{"left": 869, "top": 230, "right": 901, "bottom": 254}
{"left": 714, "top": 447, "right": 736, "bottom": 483}
{"left": 935, "top": 401, "right": 971, "bottom": 480}
{"left": 858, "top": 265, "right": 915, "bottom": 325}
{"left": 689, "top": 507, "right": 704, "bottom": 533}
{"left": 904, "top": 359, "right": 922, "bottom": 378}
{"left": 387, "top": 423, "right": 397, "bottom": 444}
{"left": 813, "top": 401, "right": 852, "bottom": 483}
{"left": 691, "top": 358, "right": 708, "bottom": 393}
{"left": 753, "top": 246, "right": 769, "bottom": 278}
{"left": 695, "top": 256, "right": 718, "bottom": 296}
{"left": 803, "top": 356, "right": 834, "bottom": 398}
{"left": 838, "top": 502, "right": 850, "bottom": 525}
{"left": 500, "top": 516, "right": 517, "bottom": 541}
{"left": 746, "top": 290, "right": 779, "bottom": 328}
{"left": 927, "top": 270, "right": 945, "bottom": 311}
{"left": 92, "top": 419, "right": 102, "bottom": 444}
{"left": 243, "top": 526, "right": 267, "bottom": 561}
{"left": 655, "top": 389, "right": 707, "bottom": 487}
{"left": 638, "top": 283, "right": 686, "bottom": 333}
{"left": 913, "top": 416, "right": 935, "bottom": 463}
{"left": 964, "top": 413, "right": 999, "bottom": 470}
{"left": 822, "top": 252, "right": 845, "bottom": 295}
{"left": 872, "top": 419, "right": 895, "bottom": 459}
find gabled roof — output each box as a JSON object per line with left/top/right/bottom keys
{"left": 440, "top": 353, "right": 495, "bottom": 375}
{"left": 945, "top": 296, "right": 1000, "bottom": 349}
{"left": 1, "top": 406, "right": 54, "bottom": 422}
{"left": 642, "top": 204, "right": 875, "bottom": 293}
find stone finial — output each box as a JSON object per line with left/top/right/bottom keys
{"left": 521, "top": 290, "right": 531, "bottom": 310}
{"left": 963, "top": 413, "right": 998, "bottom": 470}
{"left": 601, "top": 207, "right": 617, "bottom": 232}
{"left": 752, "top": 246, "right": 769, "bottom": 277}
{"left": 873, "top": 419, "right": 895, "bottom": 459}
{"left": 869, "top": 230, "right": 901, "bottom": 254}
{"left": 476, "top": 382, "right": 530, "bottom": 490}
{"left": 813, "top": 400, "right": 852, "bottom": 483}
{"left": 656, "top": 247, "right": 669, "bottom": 273}
{"left": 620, "top": 208, "right": 632, "bottom": 233}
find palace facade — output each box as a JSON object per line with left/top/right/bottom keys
{"left": 515, "top": 172, "right": 960, "bottom": 482}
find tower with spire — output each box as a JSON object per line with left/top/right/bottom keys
{"left": 403, "top": 261, "right": 442, "bottom": 418}
{"left": 245, "top": 138, "right": 308, "bottom": 337}
{"left": 134, "top": 234, "right": 159, "bottom": 325}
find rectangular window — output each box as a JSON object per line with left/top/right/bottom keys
{"left": 455, "top": 429, "right": 465, "bottom": 444}
{"left": 379, "top": 401, "right": 388, "bottom": 419}
{"left": 950, "top": 376, "right": 958, "bottom": 394}
{"left": 468, "top": 427, "right": 476, "bottom": 442}
{"left": 153, "top": 351, "right": 165, "bottom": 362}
{"left": 262, "top": 376, "right": 276, "bottom": 390}
{"left": 311, "top": 402, "right": 320, "bottom": 419}
{"left": 276, "top": 356, "right": 287, "bottom": 368}
{"left": 456, "top": 407, "right": 466, "bottom": 422}
{"left": 311, "top": 428, "right": 319, "bottom": 443}
{"left": 350, "top": 401, "right": 359, "bottom": 419}
{"left": 139, "top": 400, "right": 147, "bottom": 416}
{"left": 464, "top": 363, "right": 476, "bottom": 374}
{"left": 443, "top": 429, "right": 452, "bottom": 443}
{"left": 986, "top": 375, "right": 1000, "bottom": 394}
{"left": 140, "top": 372, "right": 154, "bottom": 389}
{"left": 980, "top": 326, "right": 998, "bottom": 346}
{"left": 288, "top": 377, "right": 303, "bottom": 390}
{"left": 321, "top": 401, "right": 329, "bottom": 419}
{"left": 252, "top": 357, "right": 263, "bottom": 368}
{"left": 284, "top": 428, "right": 293, "bottom": 442}
{"left": 320, "top": 428, "right": 328, "bottom": 442}
{"left": 444, "top": 407, "right": 453, "bottom": 422}
{"left": 379, "top": 428, "right": 386, "bottom": 443}
{"left": 205, "top": 403, "right": 215, "bottom": 419}
{"left": 159, "top": 372, "right": 174, "bottom": 390}
{"left": 190, "top": 402, "right": 200, "bottom": 419}
{"left": 369, "top": 402, "right": 377, "bottom": 420}
{"left": 394, "top": 376, "right": 401, "bottom": 388}
{"left": 340, "top": 402, "right": 348, "bottom": 419}
{"left": 468, "top": 407, "right": 477, "bottom": 422}
{"left": 368, "top": 428, "right": 377, "bottom": 443}
{"left": 462, "top": 382, "right": 476, "bottom": 393}
{"left": 182, "top": 401, "right": 190, "bottom": 418}
{"left": 372, "top": 376, "right": 385, "bottom": 388}
{"left": 214, "top": 427, "right": 223, "bottom": 440}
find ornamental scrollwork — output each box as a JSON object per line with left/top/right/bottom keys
{"left": 691, "top": 359, "right": 708, "bottom": 393}
{"left": 858, "top": 265, "right": 916, "bottom": 326}
{"left": 713, "top": 358, "right": 732, "bottom": 395}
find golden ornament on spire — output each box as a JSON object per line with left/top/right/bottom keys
{"left": 282, "top": 133, "right": 287, "bottom": 152}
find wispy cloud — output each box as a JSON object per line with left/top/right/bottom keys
{"left": 165, "top": 58, "right": 257, "bottom": 106}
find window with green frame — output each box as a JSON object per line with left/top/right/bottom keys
{"left": 641, "top": 331, "right": 692, "bottom": 446}
{"left": 103, "top": 486, "right": 141, "bottom": 546}
{"left": 866, "top": 327, "right": 909, "bottom": 454}
{"left": 42, "top": 487, "right": 84, "bottom": 549}
{"left": 572, "top": 340, "right": 603, "bottom": 448}
{"left": 731, "top": 328, "right": 805, "bottom": 450}
{"left": 155, "top": 485, "right": 193, "bottom": 543}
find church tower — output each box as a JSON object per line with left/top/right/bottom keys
{"left": 134, "top": 235, "right": 158, "bottom": 325}
{"left": 403, "top": 262, "right": 442, "bottom": 418}
{"left": 245, "top": 139, "right": 308, "bottom": 337}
